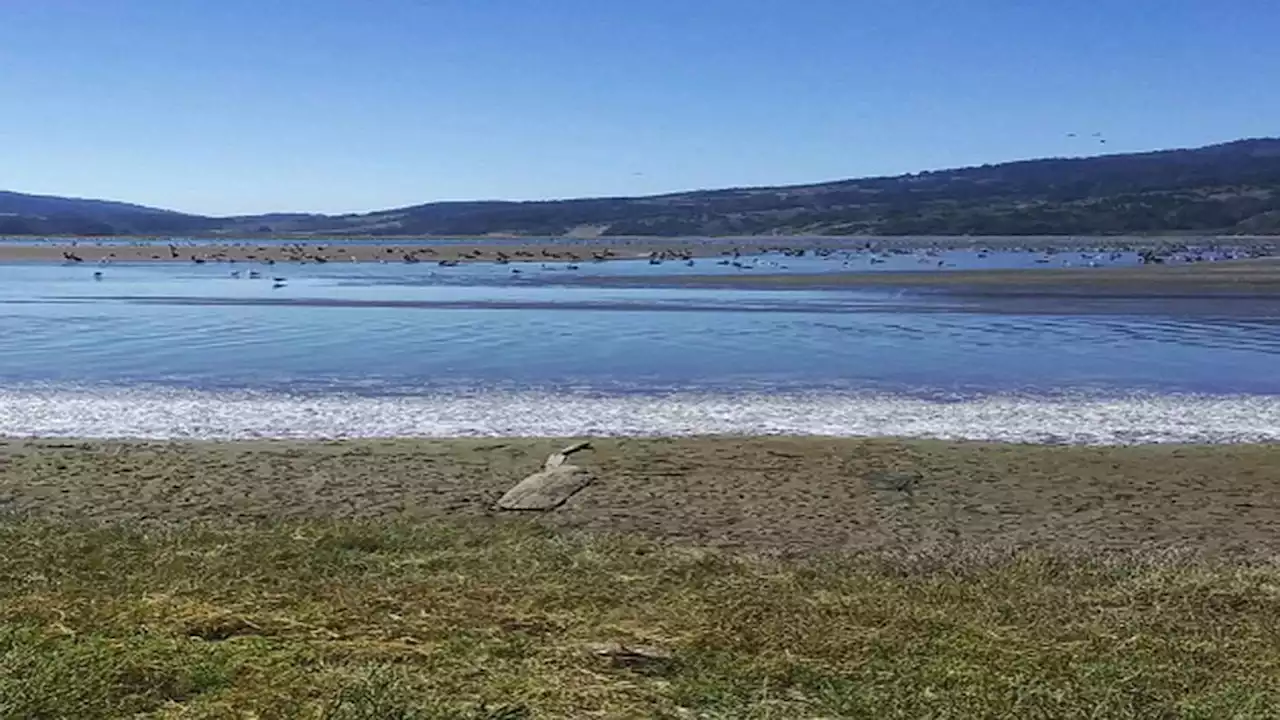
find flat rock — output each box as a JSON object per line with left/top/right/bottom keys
{"left": 496, "top": 464, "right": 594, "bottom": 511}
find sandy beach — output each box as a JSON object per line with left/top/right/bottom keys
{"left": 0, "top": 238, "right": 719, "bottom": 264}
{"left": 0, "top": 235, "right": 1274, "bottom": 267}
{"left": 588, "top": 257, "right": 1280, "bottom": 296}
{"left": 3, "top": 436, "right": 1277, "bottom": 556}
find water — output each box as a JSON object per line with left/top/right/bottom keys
{"left": 2, "top": 252, "right": 1278, "bottom": 442}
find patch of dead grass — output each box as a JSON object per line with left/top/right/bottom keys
{"left": 0, "top": 520, "right": 1278, "bottom": 718}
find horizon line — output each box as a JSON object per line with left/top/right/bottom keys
{"left": 4, "top": 135, "right": 1274, "bottom": 219}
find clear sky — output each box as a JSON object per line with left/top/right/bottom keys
{"left": 1, "top": 0, "right": 1276, "bottom": 216}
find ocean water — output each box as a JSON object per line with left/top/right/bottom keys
{"left": 1, "top": 251, "right": 1278, "bottom": 443}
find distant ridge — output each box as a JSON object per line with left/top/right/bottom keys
{"left": 4, "top": 137, "right": 1280, "bottom": 236}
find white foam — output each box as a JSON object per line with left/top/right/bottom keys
{"left": 2, "top": 386, "right": 1279, "bottom": 445}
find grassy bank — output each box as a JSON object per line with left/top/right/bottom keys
{"left": 3, "top": 438, "right": 1279, "bottom": 716}
{"left": 1, "top": 519, "right": 1278, "bottom": 718}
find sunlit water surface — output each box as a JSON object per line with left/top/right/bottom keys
{"left": 2, "top": 250, "right": 1277, "bottom": 443}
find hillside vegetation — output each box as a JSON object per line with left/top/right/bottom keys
{"left": 4, "top": 138, "right": 1279, "bottom": 237}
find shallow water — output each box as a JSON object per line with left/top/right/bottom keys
{"left": 2, "top": 253, "right": 1278, "bottom": 442}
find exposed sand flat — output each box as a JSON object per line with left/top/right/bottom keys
{"left": 0, "top": 234, "right": 1274, "bottom": 265}
{"left": 588, "top": 258, "right": 1280, "bottom": 295}
{"left": 2, "top": 436, "right": 1277, "bottom": 556}
{"left": 0, "top": 239, "right": 713, "bottom": 264}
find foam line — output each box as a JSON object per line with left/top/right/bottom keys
{"left": 2, "top": 386, "right": 1279, "bottom": 444}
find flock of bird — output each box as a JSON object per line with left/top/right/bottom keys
{"left": 65, "top": 237, "right": 1274, "bottom": 284}
{"left": 1066, "top": 131, "right": 1109, "bottom": 145}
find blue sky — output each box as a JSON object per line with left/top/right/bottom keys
{"left": 1, "top": 0, "right": 1276, "bottom": 216}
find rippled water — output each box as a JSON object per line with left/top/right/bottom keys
{"left": 2, "top": 252, "right": 1278, "bottom": 442}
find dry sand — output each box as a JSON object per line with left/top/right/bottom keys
{"left": 0, "top": 237, "right": 862, "bottom": 264}
{"left": 2, "top": 437, "right": 1276, "bottom": 556}
{"left": 0, "top": 239, "right": 708, "bottom": 264}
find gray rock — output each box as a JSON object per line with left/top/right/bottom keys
{"left": 545, "top": 440, "right": 592, "bottom": 469}
{"left": 496, "top": 464, "right": 594, "bottom": 511}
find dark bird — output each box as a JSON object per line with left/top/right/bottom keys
{"left": 92, "top": 271, "right": 103, "bottom": 280}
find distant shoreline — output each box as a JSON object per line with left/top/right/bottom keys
{"left": 574, "top": 257, "right": 1280, "bottom": 296}
{"left": 0, "top": 234, "right": 1275, "bottom": 266}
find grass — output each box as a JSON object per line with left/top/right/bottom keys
{"left": 0, "top": 519, "right": 1278, "bottom": 718}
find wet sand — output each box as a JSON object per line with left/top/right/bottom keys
{"left": 2, "top": 437, "right": 1277, "bottom": 556}
{"left": 588, "top": 258, "right": 1280, "bottom": 297}
{"left": 0, "top": 235, "right": 1274, "bottom": 267}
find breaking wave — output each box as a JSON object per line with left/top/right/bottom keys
{"left": 2, "top": 385, "right": 1279, "bottom": 445}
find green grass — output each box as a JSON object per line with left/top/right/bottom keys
{"left": 0, "top": 520, "right": 1278, "bottom": 718}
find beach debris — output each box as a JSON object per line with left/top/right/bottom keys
{"left": 496, "top": 441, "right": 594, "bottom": 511}
{"left": 586, "top": 641, "right": 675, "bottom": 672}
{"left": 544, "top": 440, "right": 591, "bottom": 468}
{"left": 867, "top": 469, "right": 923, "bottom": 496}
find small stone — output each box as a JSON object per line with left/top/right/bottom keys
{"left": 587, "top": 641, "right": 675, "bottom": 670}
{"left": 546, "top": 440, "right": 592, "bottom": 469}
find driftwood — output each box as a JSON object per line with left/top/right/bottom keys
{"left": 496, "top": 441, "right": 594, "bottom": 511}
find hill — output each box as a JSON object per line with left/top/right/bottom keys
{"left": 4, "top": 138, "right": 1280, "bottom": 237}
{"left": 0, "top": 190, "right": 217, "bottom": 236}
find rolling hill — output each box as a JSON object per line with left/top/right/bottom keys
{"left": 4, "top": 137, "right": 1280, "bottom": 237}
